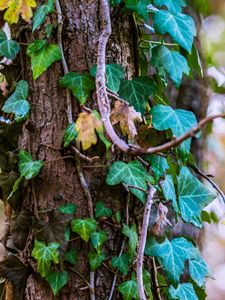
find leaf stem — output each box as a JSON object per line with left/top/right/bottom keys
{"left": 141, "top": 39, "right": 178, "bottom": 46}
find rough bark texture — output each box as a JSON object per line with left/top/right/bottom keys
{"left": 18, "top": 1, "right": 136, "bottom": 299}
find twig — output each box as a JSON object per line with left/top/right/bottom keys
{"left": 68, "top": 267, "right": 91, "bottom": 289}
{"left": 123, "top": 182, "right": 147, "bottom": 194}
{"left": 107, "top": 89, "right": 129, "bottom": 105}
{"left": 44, "top": 155, "right": 75, "bottom": 163}
{"left": 190, "top": 164, "right": 225, "bottom": 203}
{"left": 150, "top": 258, "right": 163, "bottom": 300}
{"left": 71, "top": 146, "right": 99, "bottom": 162}
{"left": 137, "top": 184, "right": 156, "bottom": 300}
{"left": 56, "top": 0, "right": 73, "bottom": 124}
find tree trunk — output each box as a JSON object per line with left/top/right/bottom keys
{"left": 18, "top": 1, "right": 136, "bottom": 299}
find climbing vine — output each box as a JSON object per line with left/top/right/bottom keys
{"left": 0, "top": 0, "right": 224, "bottom": 299}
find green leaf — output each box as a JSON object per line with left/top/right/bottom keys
{"left": 125, "top": 0, "right": 150, "bottom": 20}
{"left": 0, "top": 30, "right": 20, "bottom": 59}
{"left": 18, "top": 150, "right": 43, "bottom": 180}
{"left": 153, "top": 10, "right": 196, "bottom": 53}
{"left": 112, "top": 253, "right": 130, "bottom": 275}
{"left": 106, "top": 160, "right": 154, "bottom": 203}
{"left": 2, "top": 80, "right": 30, "bottom": 121}
{"left": 161, "top": 175, "right": 178, "bottom": 212}
{"left": 118, "top": 77, "right": 157, "bottom": 115}
{"left": 46, "top": 271, "right": 68, "bottom": 296}
{"left": 118, "top": 275, "right": 138, "bottom": 300}
{"left": 58, "top": 203, "right": 77, "bottom": 215}
{"left": 95, "top": 201, "right": 112, "bottom": 218}
{"left": 90, "top": 63, "right": 125, "bottom": 93}
{"left": 31, "top": 240, "right": 60, "bottom": 277}
{"left": 143, "top": 269, "right": 152, "bottom": 298}
{"left": 64, "top": 248, "right": 78, "bottom": 265}
{"left": 27, "top": 39, "right": 47, "bottom": 53}
{"left": 151, "top": 46, "right": 189, "bottom": 86}
{"left": 33, "top": 0, "right": 55, "bottom": 32}
{"left": 151, "top": 105, "right": 198, "bottom": 151}
{"left": 59, "top": 72, "right": 95, "bottom": 104}
{"left": 71, "top": 218, "right": 97, "bottom": 242}
{"left": 189, "top": 255, "right": 210, "bottom": 287}
{"left": 145, "top": 237, "right": 199, "bottom": 284}
{"left": 177, "top": 167, "right": 216, "bottom": 227}
{"left": 27, "top": 42, "right": 61, "bottom": 79}
{"left": 91, "top": 231, "right": 107, "bottom": 254}
{"left": 122, "top": 224, "right": 138, "bottom": 257}
{"left": 145, "top": 154, "right": 169, "bottom": 181}
{"left": 63, "top": 123, "right": 78, "bottom": 147}
{"left": 169, "top": 283, "right": 198, "bottom": 300}
{"left": 114, "top": 211, "right": 121, "bottom": 223}
{"left": 153, "top": 0, "right": 186, "bottom": 13}
{"left": 88, "top": 252, "right": 105, "bottom": 271}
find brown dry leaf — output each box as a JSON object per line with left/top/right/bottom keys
{"left": 0, "top": 73, "right": 8, "bottom": 96}
{"left": 111, "top": 100, "right": 142, "bottom": 139}
{"left": 76, "top": 111, "right": 102, "bottom": 150}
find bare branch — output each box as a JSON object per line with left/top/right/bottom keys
{"left": 137, "top": 184, "right": 156, "bottom": 300}
{"left": 71, "top": 146, "right": 99, "bottom": 162}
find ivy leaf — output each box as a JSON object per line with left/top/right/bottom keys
{"left": 95, "top": 201, "right": 112, "bottom": 218}
{"left": 112, "top": 253, "right": 130, "bottom": 275}
{"left": 189, "top": 255, "right": 210, "bottom": 288}
{"left": 71, "top": 218, "right": 97, "bottom": 242}
{"left": 169, "top": 283, "right": 198, "bottom": 300}
{"left": 118, "top": 77, "right": 157, "bottom": 115}
{"left": 58, "top": 203, "right": 77, "bottom": 215}
{"left": 63, "top": 123, "right": 78, "bottom": 147}
{"left": 178, "top": 167, "right": 216, "bottom": 228}
{"left": 0, "top": 30, "right": 20, "bottom": 59}
{"left": 143, "top": 269, "right": 152, "bottom": 298}
{"left": 90, "top": 63, "right": 125, "bottom": 93}
{"left": 153, "top": 10, "right": 196, "bottom": 53}
{"left": 117, "top": 274, "right": 138, "bottom": 300}
{"left": 46, "top": 271, "right": 68, "bottom": 296}
{"left": 151, "top": 46, "right": 189, "bottom": 86}
{"left": 33, "top": 0, "right": 55, "bottom": 32}
{"left": 59, "top": 72, "right": 95, "bottom": 104}
{"left": 161, "top": 174, "right": 178, "bottom": 212}
{"left": 0, "top": 0, "right": 37, "bottom": 25}
{"left": 18, "top": 150, "right": 43, "bottom": 180}
{"left": 2, "top": 80, "right": 30, "bottom": 121}
{"left": 64, "top": 248, "right": 78, "bottom": 265}
{"left": 91, "top": 231, "right": 107, "bottom": 254}
{"left": 145, "top": 236, "right": 199, "bottom": 284}
{"left": 145, "top": 154, "right": 169, "bottom": 181}
{"left": 125, "top": 0, "right": 150, "bottom": 20}
{"left": 106, "top": 160, "right": 154, "bottom": 203}
{"left": 27, "top": 42, "right": 61, "bottom": 79}
{"left": 111, "top": 101, "right": 142, "bottom": 139}
{"left": 122, "top": 224, "right": 138, "bottom": 257}
{"left": 75, "top": 111, "right": 102, "bottom": 150}
{"left": 88, "top": 252, "right": 105, "bottom": 271}
{"left": 31, "top": 240, "right": 60, "bottom": 277}
{"left": 151, "top": 105, "right": 198, "bottom": 151}
{"left": 153, "top": 0, "right": 186, "bottom": 13}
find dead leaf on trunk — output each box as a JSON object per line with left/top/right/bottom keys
{"left": 111, "top": 100, "right": 142, "bottom": 140}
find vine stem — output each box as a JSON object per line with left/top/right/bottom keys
{"left": 96, "top": 0, "right": 225, "bottom": 156}
{"left": 137, "top": 184, "right": 156, "bottom": 300}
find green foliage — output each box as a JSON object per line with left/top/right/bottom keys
{"left": 118, "top": 77, "right": 157, "bottom": 115}
{"left": 33, "top": 0, "right": 55, "bottom": 32}
{"left": 63, "top": 123, "right": 78, "bottom": 147}
{"left": 88, "top": 252, "right": 106, "bottom": 271}
{"left": 46, "top": 271, "right": 68, "bottom": 295}
{"left": 71, "top": 218, "right": 97, "bottom": 242}
{"left": 122, "top": 224, "right": 138, "bottom": 257}
{"left": 153, "top": 10, "right": 196, "bottom": 53}
{"left": 106, "top": 160, "right": 154, "bottom": 203}
{"left": 31, "top": 240, "right": 60, "bottom": 277}
{"left": 125, "top": 0, "right": 150, "bottom": 20}
{"left": 91, "top": 231, "right": 107, "bottom": 254}
{"left": 177, "top": 167, "right": 216, "bottom": 227}
{"left": 59, "top": 72, "right": 95, "bottom": 104}
{"left": 169, "top": 283, "right": 198, "bottom": 300}
{"left": 18, "top": 150, "right": 43, "bottom": 180}
{"left": 58, "top": 203, "right": 77, "bottom": 215}
{"left": 145, "top": 237, "right": 209, "bottom": 285}
{"left": 2, "top": 80, "right": 30, "bottom": 121}
{"left": 161, "top": 174, "right": 178, "bottom": 212}
{"left": 151, "top": 46, "right": 190, "bottom": 86}
{"left": 112, "top": 253, "right": 130, "bottom": 275}
{"left": 145, "top": 154, "right": 169, "bottom": 181}
{"left": 0, "top": 30, "right": 20, "bottom": 59}
{"left": 151, "top": 105, "right": 198, "bottom": 151}
{"left": 64, "top": 248, "right": 78, "bottom": 265}
{"left": 95, "top": 201, "right": 112, "bottom": 218}
{"left": 153, "top": 0, "right": 186, "bottom": 13}
{"left": 117, "top": 274, "right": 138, "bottom": 300}
{"left": 27, "top": 41, "right": 61, "bottom": 79}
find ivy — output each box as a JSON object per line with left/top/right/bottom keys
{"left": 169, "top": 283, "right": 198, "bottom": 300}
{"left": 112, "top": 253, "right": 130, "bottom": 275}
{"left": 46, "top": 271, "right": 68, "bottom": 296}
{"left": 71, "top": 218, "right": 97, "bottom": 242}
{"left": 117, "top": 274, "right": 138, "bottom": 300}
{"left": 0, "top": 30, "right": 20, "bottom": 59}
{"left": 88, "top": 252, "right": 106, "bottom": 271}
{"left": 32, "top": 0, "right": 55, "bottom": 32}
{"left": 63, "top": 123, "right": 78, "bottom": 147}
{"left": 95, "top": 201, "right": 112, "bottom": 218}
{"left": 18, "top": 150, "right": 43, "bottom": 180}
{"left": 153, "top": 0, "right": 187, "bottom": 13}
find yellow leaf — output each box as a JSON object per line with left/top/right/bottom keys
{"left": 76, "top": 112, "right": 102, "bottom": 150}
{"left": 0, "top": 0, "right": 36, "bottom": 25}
{"left": 111, "top": 100, "right": 142, "bottom": 140}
